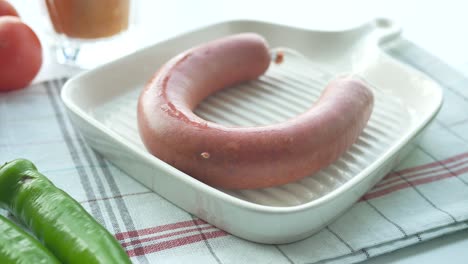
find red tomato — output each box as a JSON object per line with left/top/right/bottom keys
{"left": 0, "top": 0, "right": 18, "bottom": 17}
{"left": 0, "top": 16, "right": 42, "bottom": 91}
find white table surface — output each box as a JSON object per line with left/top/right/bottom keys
{"left": 8, "top": 0, "right": 468, "bottom": 263}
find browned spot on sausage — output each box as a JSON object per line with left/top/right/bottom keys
{"left": 274, "top": 51, "right": 284, "bottom": 64}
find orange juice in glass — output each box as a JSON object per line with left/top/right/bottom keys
{"left": 45, "top": 0, "right": 136, "bottom": 68}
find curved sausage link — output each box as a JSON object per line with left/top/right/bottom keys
{"left": 137, "top": 33, "right": 374, "bottom": 189}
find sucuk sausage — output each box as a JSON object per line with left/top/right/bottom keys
{"left": 137, "top": 33, "right": 374, "bottom": 189}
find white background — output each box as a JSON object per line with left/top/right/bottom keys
{"left": 7, "top": 0, "right": 468, "bottom": 263}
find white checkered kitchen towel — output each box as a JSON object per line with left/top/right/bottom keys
{"left": 1, "top": 38, "right": 468, "bottom": 264}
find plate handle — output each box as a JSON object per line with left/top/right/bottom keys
{"left": 367, "top": 18, "right": 402, "bottom": 46}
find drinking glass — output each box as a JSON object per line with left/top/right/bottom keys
{"left": 44, "top": 0, "right": 138, "bottom": 69}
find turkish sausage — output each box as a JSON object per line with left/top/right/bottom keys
{"left": 137, "top": 33, "right": 374, "bottom": 189}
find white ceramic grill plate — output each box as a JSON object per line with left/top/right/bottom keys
{"left": 62, "top": 19, "right": 443, "bottom": 243}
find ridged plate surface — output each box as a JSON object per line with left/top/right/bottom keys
{"left": 94, "top": 49, "right": 410, "bottom": 207}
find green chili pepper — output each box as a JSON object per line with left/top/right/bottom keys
{"left": 0, "top": 214, "right": 60, "bottom": 264}
{"left": 0, "top": 159, "right": 132, "bottom": 264}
